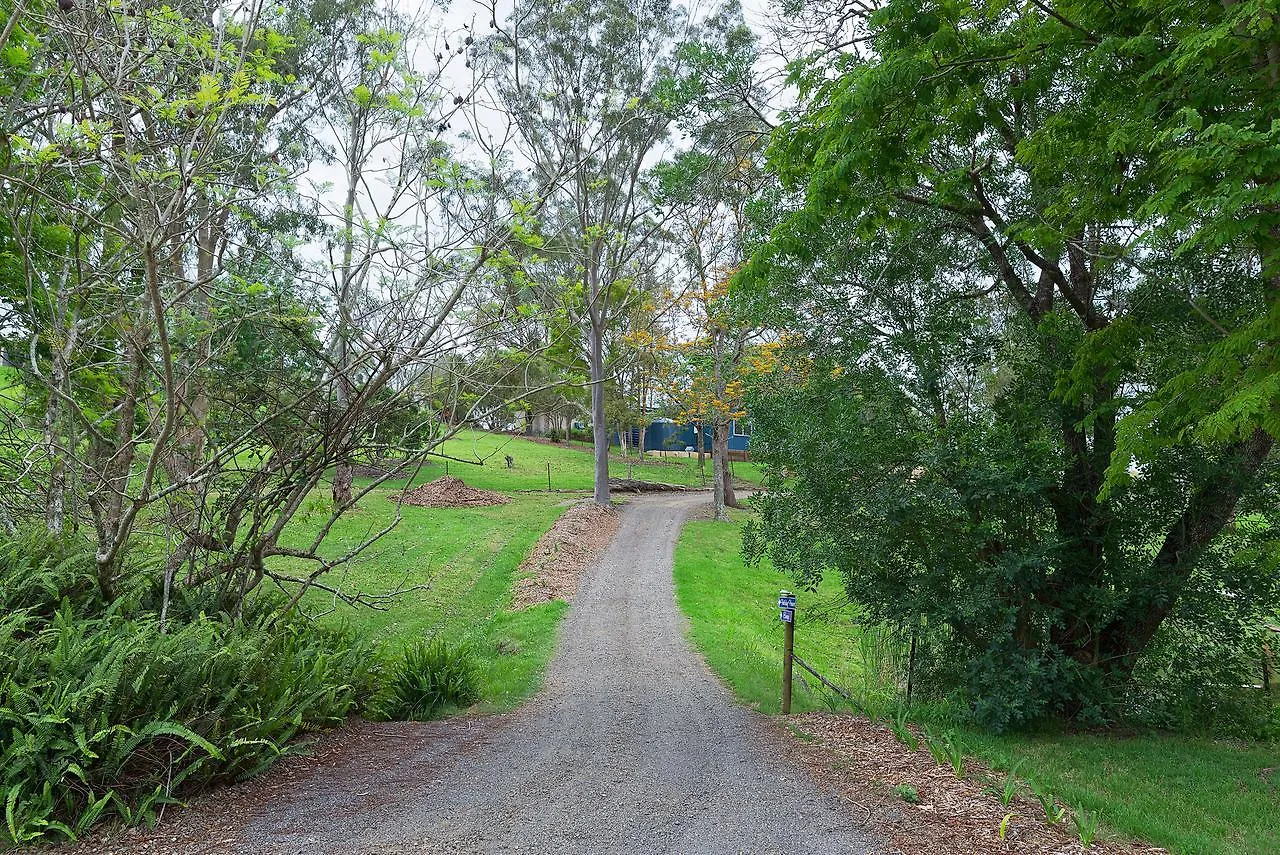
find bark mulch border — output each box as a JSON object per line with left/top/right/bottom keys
{"left": 778, "top": 711, "right": 1169, "bottom": 855}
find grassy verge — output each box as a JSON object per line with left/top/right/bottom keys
{"left": 378, "top": 428, "right": 763, "bottom": 491}
{"left": 275, "top": 490, "right": 571, "bottom": 712}
{"left": 964, "top": 730, "right": 1280, "bottom": 855}
{"left": 673, "top": 510, "right": 880, "bottom": 715}
{"left": 672, "top": 511, "right": 1280, "bottom": 855}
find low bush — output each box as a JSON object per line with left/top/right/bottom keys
{"left": 0, "top": 530, "right": 377, "bottom": 844}
{"left": 376, "top": 637, "right": 479, "bottom": 721}
{"left": 1124, "top": 611, "right": 1280, "bottom": 740}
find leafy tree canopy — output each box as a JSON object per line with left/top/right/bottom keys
{"left": 740, "top": 0, "right": 1279, "bottom": 730}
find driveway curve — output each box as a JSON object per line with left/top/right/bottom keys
{"left": 175, "top": 494, "right": 883, "bottom": 854}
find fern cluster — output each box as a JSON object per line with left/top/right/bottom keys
{"left": 375, "top": 637, "right": 479, "bottom": 722}
{"left": 0, "top": 530, "right": 377, "bottom": 844}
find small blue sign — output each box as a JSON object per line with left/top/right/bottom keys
{"left": 778, "top": 595, "right": 796, "bottom": 610}
{"left": 779, "top": 608, "right": 794, "bottom": 623}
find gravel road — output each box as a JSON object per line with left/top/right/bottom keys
{"left": 168, "top": 494, "right": 883, "bottom": 854}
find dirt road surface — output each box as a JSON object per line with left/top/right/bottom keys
{"left": 86, "top": 493, "right": 884, "bottom": 855}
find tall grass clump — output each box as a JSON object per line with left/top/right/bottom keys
{"left": 376, "top": 637, "right": 479, "bottom": 721}
{"left": 0, "top": 530, "right": 377, "bottom": 845}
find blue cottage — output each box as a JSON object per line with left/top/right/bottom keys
{"left": 613, "top": 418, "right": 751, "bottom": 454}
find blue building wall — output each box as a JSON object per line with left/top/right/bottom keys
{"left": 613, "top": 421, "right": 750, "bottom": 452}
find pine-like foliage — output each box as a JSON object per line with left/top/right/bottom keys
{"left": 0, "top": 531, "right": 377, "bottom": 844}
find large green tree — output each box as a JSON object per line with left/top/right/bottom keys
{"left": 742, "top": 0, "right": 1279, "bottom": 728}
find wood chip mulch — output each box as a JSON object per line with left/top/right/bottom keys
{"left": 387, "top": 475, "right": 510, "bottom": 508}
{"left": 511, "top": 501, "right": 620, "bottom": 608}
{"left": 780, "top": 712, "right": 1168, "bottom": 855}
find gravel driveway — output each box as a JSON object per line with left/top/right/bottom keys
{"left": 87, "top": 494, "right": 884, "bottom": 855}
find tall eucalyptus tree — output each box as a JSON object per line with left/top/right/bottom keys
{"left": 483, "top": 0, "right": 686, "bottom": 504}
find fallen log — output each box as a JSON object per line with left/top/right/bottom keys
{"left": 608, "top": 478, "right": 690, "bottom": 493}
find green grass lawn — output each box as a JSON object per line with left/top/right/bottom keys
{"left": 673, "top": 511, "right": 1280, "bottom": 855}
{"left": 963, "top": 730, "right": 1280, "bottom": 855}
{"left": 674, "top": 510, "right": 890, "bottom": 715}
{"left": 0, "top": 365, "right": 21, "bottom": 411}
{"left": 377, "top": 429, "right": 763, "bottom": 492}
{"left": 275, "top": 491, "right": 571, "bottom": 712}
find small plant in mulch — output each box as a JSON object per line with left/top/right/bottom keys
{"left": 1030, "top": 780, "right": 1068, "bottom": 825}
{"left": 888, "top": 715, "right": 919, "bottom": 751}
{"left": 923, "top": 728, "right": 966, "bottom": 777}
{"left": 1075, "top": 806, "right": 1101, "bottom": 848}
{"left": 893, "top": 783, "right": 921, "bottom": 804}
{"left": 998, "top": 770, "right": 1019, "bottom": 806}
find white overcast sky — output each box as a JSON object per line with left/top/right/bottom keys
{"left": 298, "top": 0, "right": 792, "bottom": 266}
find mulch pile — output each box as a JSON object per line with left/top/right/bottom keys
{"left": 388, "top": 475, "right": 510, "bottom": 508}
{"left": 782, "top": 712, "right": 1168, "bottom": 855}
{"left": 512, "top": 501, "right": 620, "bottom": 608}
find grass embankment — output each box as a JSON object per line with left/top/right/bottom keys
{"left": 277, "top": 491, "right": 569, "bottom": 713}
{"left": 386, "top": 428, "right": 763, "bottom": 491}
{"left": 673, "top": 512, "right": 1280, "bottom": 855}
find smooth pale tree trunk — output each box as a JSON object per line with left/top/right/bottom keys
{"left": 589, "top": 320, "right": 610, "bottom": 505}
{"left": 42, "top": 341, "right": 68, "bottom": 532}
{"left": 42, "top": 268, "right": 77, "bottom": 533}
{"left": 637, "top": 374, "right": 647, "bottom": 459}
{"left": 331, "top": 363, "right": 355, "bottom": 508}
{"left": 43, "top": 383, "right": 66, "bottom": 532}
{"left": 710, "top": 327, "right": 739, "bottom": 517}
{"left": 331, "top": 128, "right": 361, "bottom": 510}
{"left": 717, "top": 431, "right": 739, "bottom": 508}
{"left": 712, "top": 421, "right": 728, "bottom": 521}
{"left": 171, "top": 207, "right": 215, "bottom": 481}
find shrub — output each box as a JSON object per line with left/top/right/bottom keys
{"left": 1127, "top": 613, "right": 1280, "bottom": 739}
{"left": 376, "top": 638, "right": 479, "bottom": 721}
{"left": 0, "top": 530, "right": 376, "bottom": 844}
{"left": 545, "top": 427, "right": 564, "bottom": 443}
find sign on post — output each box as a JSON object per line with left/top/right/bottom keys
{"left": 778, "top": 592, "right": 796, "bottom": 623}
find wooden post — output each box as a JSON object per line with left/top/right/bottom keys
{"left": 782, "top": 617, "right": 794, "bottom": 714}
{"left": 907, "top": 629, "right": 918, "bottom": 703}
{"left": 546, "top": 461, "right": 552, "bottom": 492}
{"left": 779, "top": 590, "right": 796, "bottom": 714}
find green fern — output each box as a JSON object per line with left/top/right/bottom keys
{"left": 0, "top": 534, "right": 375, "bottom": 845}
